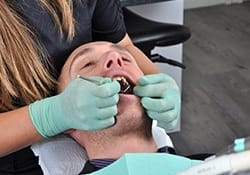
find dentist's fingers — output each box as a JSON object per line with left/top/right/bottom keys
{"left": 141, "top": 97, "right": 175, "bottom": 112}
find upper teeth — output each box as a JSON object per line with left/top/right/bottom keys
{"left": 113, "top": 77, "right": 127, "bottom": 83}
{"left": 113, "top": 77, "right": 130, "bottom": 93}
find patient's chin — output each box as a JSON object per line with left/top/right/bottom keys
{"left": 114, "top": 94, "right": 145, "bottom": 133}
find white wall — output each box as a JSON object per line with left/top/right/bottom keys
{"left": 128, "top": 0, "right": 184, "bottom": 132}
{"left": 184, "top": 0, "right": 246, "bottom": 9}
{"left": 128, "top": 0, "right": 184, "bottom": 89}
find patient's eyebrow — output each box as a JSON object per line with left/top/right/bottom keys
{"left": 73, "top": 47, "right": 93, "bottom": 61}
{"left": 69, "top": 47, "right": 93, "bottom": 75}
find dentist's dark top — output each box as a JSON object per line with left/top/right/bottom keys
{"left": 0, "top": 0, "right": 126, "bottom": 174}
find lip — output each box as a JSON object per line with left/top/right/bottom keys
{"left": 118, "top": 93, "right": 140, "bottom": 105}
{"left": 119, "top": 93, "right": 137, "bottom": 98}
{"left": 117, "top": 93, "right": 141, "bottom": 116}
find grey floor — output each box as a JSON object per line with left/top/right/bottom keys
{"left": 169, "top": 1, "right": 250, "bottom": 156}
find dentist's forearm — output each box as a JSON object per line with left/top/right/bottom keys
{"left": 118, "top": 34, "right": 161, "bottom": 74}
{"left": 127, "top": 44, "right": 161, "bottom": 74}
{"left": 0, "top": 106, "right": 44, "bottom": 157}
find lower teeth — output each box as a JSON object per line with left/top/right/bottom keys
{"left": 121, "top": 83, "right": 130, "bottom": 93}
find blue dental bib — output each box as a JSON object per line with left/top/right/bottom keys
{"left": 82, "top": 153, "right": 202, "bottom": 175}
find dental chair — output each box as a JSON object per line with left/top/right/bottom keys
{"left": 122, "top": 7, "right": 191, "bottom": 69}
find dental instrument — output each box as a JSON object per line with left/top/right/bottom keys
{"left": 77, "top": 75, "right": 104, "bottom": 85}
{"left": 77, "top": 75, "right": 131, "bottom": 93}
{"left": 206, "top": 136, "right": 250, "bottom": 160}
{"left": 176, "top": 136, "right": 250, "bottom": 175}
{"left": 176, "top": 150, "right": 250, "bottom": 175}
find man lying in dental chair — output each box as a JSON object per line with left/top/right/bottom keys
{"left": 48, "top": 41, "right": 201, "bottom": 175}
{"left": 34, "top": 41, "right": 250, "bottom": 175}
{"left": 61, "top": 41, "right": 177, "bottom": 174}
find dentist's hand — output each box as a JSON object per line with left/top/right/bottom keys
{"left": 133, "top": 73, "right": 180, "bottom": 131}
{"left": 29, "top": 77, "right": 120, "bottom": 138}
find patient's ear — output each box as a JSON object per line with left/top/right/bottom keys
{"left": 57, "top": 81, "right": 65, "bottom": 93}
{"left": 57, "top": 69, "right": 71, "bottom": 93}
{"left": 57, "top": 56, "right": 73, "bottom": 93}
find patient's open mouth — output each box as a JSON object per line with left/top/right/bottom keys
{"left": 113, "top": 77, "right": 134, "bottom": 94}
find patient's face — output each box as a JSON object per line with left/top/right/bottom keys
{"left": 59, "top": 41, "right": 143, "bottom": 92}
{"left": 59, "top": 41, "right": 152, "bottom": 147}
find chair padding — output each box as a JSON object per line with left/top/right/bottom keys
{"left": 123, "top": 7, "right": 191, "bottom": 50}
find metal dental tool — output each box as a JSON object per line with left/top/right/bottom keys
{"left": 119, "top": 80, "right": 130, "bottom": 93}
{"left": 77, "top": 75, "right": 131, "bottom": 93}
{"left": 77, "top": 75, "right": 103, "bottom": 85}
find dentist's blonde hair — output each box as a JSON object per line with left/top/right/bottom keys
{"left": 0, "top": 0, "right": 75, "bottom": 111}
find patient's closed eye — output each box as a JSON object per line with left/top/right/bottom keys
{"left": 122, "top": 57, "right": 131, "bottom": 63}
{"left": 81, "top": 62, "right": 94, "bottom": 69}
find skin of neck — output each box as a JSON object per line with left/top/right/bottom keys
{"left": 70, "top": 110, "right": 157, "bottom": 160}
{"left": 83, "top": 133, "right": 158, "bottom": 160}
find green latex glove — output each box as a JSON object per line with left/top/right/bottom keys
{"left": 133, "top": 73, "right": 180, "bottom": 131}
{"left": 29, "top": 76, "right": 120, "bottom": 138}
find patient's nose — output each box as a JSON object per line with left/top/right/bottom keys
{"left": 103, "top": 51, "right": 124, "bottom": 70}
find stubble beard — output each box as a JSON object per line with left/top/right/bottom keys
{"left": 86, "top": 107, "right": 153, "bottom": 146}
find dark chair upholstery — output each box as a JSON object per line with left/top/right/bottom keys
{"left": 123, "top": 7, "right": 191, "bottom": 69}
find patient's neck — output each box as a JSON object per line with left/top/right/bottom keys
{"left": 85, "top": 134, "right": 157, "bottom": 160}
